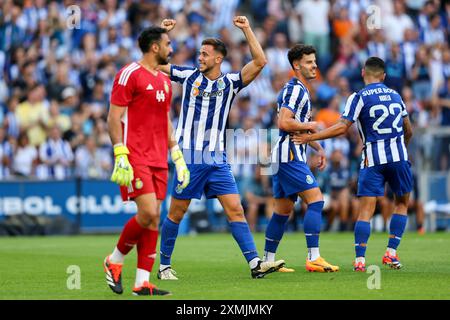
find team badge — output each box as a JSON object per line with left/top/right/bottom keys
{"left": 192, "top": 87, "right": 199, "bottom": 96}
{"left": 194, "top": 81, "right": 201, "bottom": 87}
{"left": 175, "top": 184, "right": 183, "bottom": 194}
{"left": 164, "top": 81, "right": 169, "bottom": 93}
{"left": 135, "top": 178, "right": 143, "bottom": 190}
{"left": 217, "top": 79, "right": 225, "bottom": 90}
{"left": 306, "top": 175, "right": 314, "bottom": 185}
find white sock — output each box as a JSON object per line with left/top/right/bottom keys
{"left": 159, "top": 264, "right": 171, "bottom": 272}
{"left": 308, "top": 248, "right": 320, "bottom": 261}
{"left": 135, "top": 268, "right": 150, "bottom": 288}
{"left": 355, "top": 256, "right": 365, "bottom": 264}
{"left": 263, "top": 251, "right": 275, "bottom": 262}
{"left": 249, "top": 257, "right": 261, "bottom": 269}
{"left": 387, "top": 247, "right": 396, "bottom": 256}
{"left": 110, "top": 247, "right": 125, "bottom": 264}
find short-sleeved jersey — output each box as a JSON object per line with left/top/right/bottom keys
{"left": 110, "top": 62, "right": 172, "bottom": 168}
{"left": 272, "top": 77, "right": 312, "bottom": 163}
{"left": 170, "top": 65, "right": 246, "bottom": 164}
{"left": 342, "top": 82, "right": 409, "bottom": 168}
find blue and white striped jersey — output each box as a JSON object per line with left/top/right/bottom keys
{"left": 342, "top": 82, "right": 409, "bottom": 168}
{"left": 272, "top": 77, "right": 312, "bottom": 163}
{"left": 170, "top": 65, "right": 245, "bottom": 164}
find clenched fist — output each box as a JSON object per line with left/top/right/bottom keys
{"left": 161, "top": 19, "right": 176, "bottom": 32}
{"left": 233, "top": 16, "right": 250, "bottom": 29}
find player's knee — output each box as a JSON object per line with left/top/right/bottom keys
{"left": 169, "top": 203, "right": 189, "bottom": 223}
{"left": 226, "top": 203, "right": 245, "bottom": 221}
{"left": 138, "top": 207, "right": 160, "bottom": 227}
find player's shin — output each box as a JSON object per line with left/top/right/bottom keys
{"left": 354, "top": 220, "right": 371, "bottom": 260}
{"left": 229, "top": 221, "right": 260, "bottom": 268}
{"left": 135, "top": 228, "right": 158, "bottom": 287}
{"left": 159, "top": 217, "right": 180, "bottom": 270}
{"left": 387, "top": 214, "right": 407, "bottom": 253}
{"left": 304, "top": 201, "right": 324, "bottom": 261}
{"left": 264, "top": 213, "right": 289, "bottom": 261}
{"left": 115, "top": 216, "right": 147, "bottom": 259}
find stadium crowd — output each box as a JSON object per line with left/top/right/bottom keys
{"left": 0, "top": 0, "right": 449, "bottom": 231}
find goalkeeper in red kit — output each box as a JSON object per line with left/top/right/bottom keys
{"left": 103, "top": 26, "right": 190, "bottom": 296}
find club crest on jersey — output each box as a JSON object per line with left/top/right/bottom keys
{"left": 217, "top": 79, "right": 225, "bottom": 90}
{"left": 164, "top": 81, "right": 169, "bottom": 93}
{"left": 306, "top": 175, "right": 314, "bottom": 185}
{"left": 194, "top": 81, "right": 201, "bottom": 87}
{"left": 135, "top": 178, "right": 143, "bottom": 190}
{"left": 192, "top": 87, "right": 199, "bottom": 97}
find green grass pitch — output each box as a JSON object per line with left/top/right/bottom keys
{"left": 1, "top": 232, "right": 449, "bottom": 300}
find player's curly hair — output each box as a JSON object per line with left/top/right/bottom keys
{"left": 287, "top": 44, "right": 316, "bottom": 70}
{"left": 138, "top": 27, "right": 168, "bottom": 53}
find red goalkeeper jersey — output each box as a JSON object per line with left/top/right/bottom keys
{"left": 110, "top": 62, "right": 172, "bottom": 168}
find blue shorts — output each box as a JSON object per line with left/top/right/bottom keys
{"left": 357, "top": 161, "right": 413, "bottom": 197}
{"left": 171, "top": 163, "right": 239, "bottom": 200}
{"left": 273, "top": 161, "right": 318, "bottom": 202}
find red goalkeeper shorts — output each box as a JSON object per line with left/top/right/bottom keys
{"left": 120, "top": 165, "right": 168, "bottom": 201}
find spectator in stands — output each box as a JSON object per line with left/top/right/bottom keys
{"left": 266, "top": 32, "right": 291, "bottom": 74}
{"left": 295, "top": 0, "right": 331, "bottom": 69}
{"left": 75, "top": 136, "right": 112, "bottom": 179}
{"left": 411, "top": 45, "right": 432, "bottom": 102}
{"left": 0, "top": 126, "right": 13, "bottom": 179}
{"left": 37, "top": 125, "right": 73, "bottom": 180}
{"left": 15, "top": 83, "right": 49, "bottom": 146}
{"left": 383, "top": 0, "right": 415, "bottom": 43}
{"left": 12, "top": 132, "right": 37, "bottom": 178}
{"left": 385, "top": 42, "right": 407, "bottom": 93}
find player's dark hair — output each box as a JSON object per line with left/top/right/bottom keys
{"left": 201, "top": 38, "right": 227, "bottom": 57}
{"left": 287, "top": 44, "right": 316, "bottom": 70}
{"left": 138, "top": 27, "right": 167, "bottom": 53}
{"left": 364, "top": 56, "right": 385, "bottom": 74}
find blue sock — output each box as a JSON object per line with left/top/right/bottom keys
{"left": 159, "top": 218, "right": 179, "bottom": 266}
{"left": 230, "top": 221, "right": 259, "bottom": 263}
{"left": 264, "top": 213, "right": 289, "bottom": 253}
{"left": 388, "top": 214, "right": 408, "bottom": 250}
{"left": 304, "top": 201, "right": 324, "bottom": 248}
{"left": 354, "top": 221, "right": 371, "bottom": 258}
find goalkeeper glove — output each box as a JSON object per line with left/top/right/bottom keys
{"left": 111, "top": 144, "right": 134, "bottom": 186}
{"left": 171, "top": 145, "right": 190, "bottom": 190}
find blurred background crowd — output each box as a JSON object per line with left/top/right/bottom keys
{"left": 0, "top": 0, "right": 449, "bottom": 232}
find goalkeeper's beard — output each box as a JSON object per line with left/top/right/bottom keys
{"left": 157, "top": 54, "right": 170, "bottom": 65}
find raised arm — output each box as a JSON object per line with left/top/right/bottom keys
{"left": 158, "top": 19, "right": 177, "bottom": 75}
{"left": 234, "top": 16, "right": 267, "bottom": 86}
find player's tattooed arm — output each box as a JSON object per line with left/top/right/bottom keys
{"left": 402, "top": 116, "right": 413, "bottom": 147}
{"left": 291, "top": 118, "right": 352, "bottom": 144}
{"left": 235, "top": 16, "right": 267, "bottom": 86}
